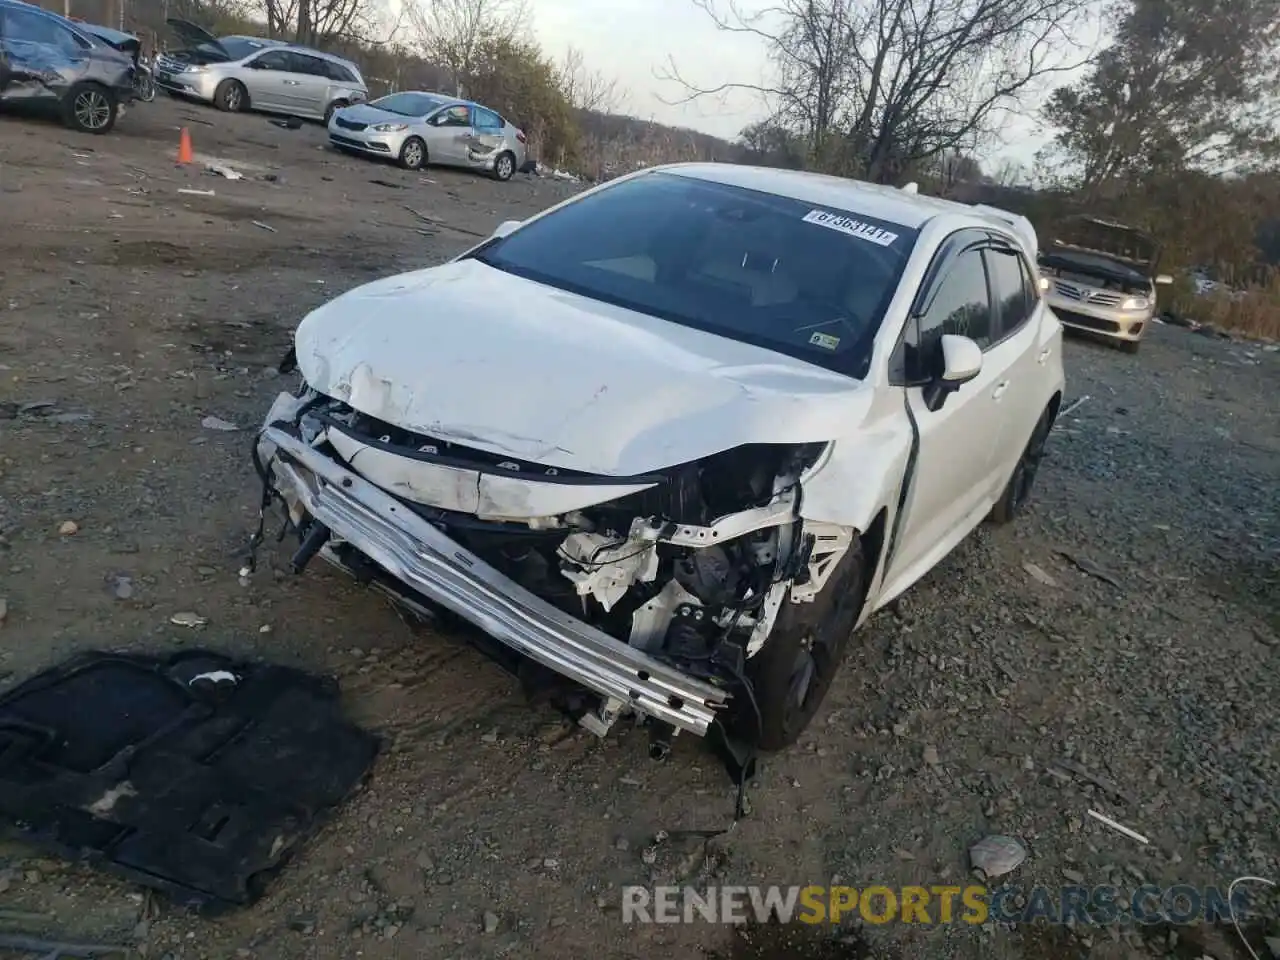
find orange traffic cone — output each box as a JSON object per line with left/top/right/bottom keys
{"left": 177, "top": 127, "right": 194, "bottom": 165}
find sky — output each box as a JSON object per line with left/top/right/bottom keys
{"left": 526, "top": 0, "right": 1098, "bottom": 170}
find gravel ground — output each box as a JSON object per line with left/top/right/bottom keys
{"left": 0, "top": 98, "right": 1276, "bottom": 960}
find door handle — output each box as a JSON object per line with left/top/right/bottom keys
{"left": 283, "top": 79, "right": 301, "bottom": 85}
{"left": 992, "top": 381, "right": 1009, "bottom": 400}
{"left": 1037, "top": 347, "right": 1051, "bottom": 365}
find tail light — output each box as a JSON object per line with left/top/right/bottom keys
{"left": 516, "top": 130, "right": 527, "bottom": 144}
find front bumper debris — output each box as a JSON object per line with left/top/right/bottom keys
{"left": 260, "top": 426, "right": 731, "bottom": 736}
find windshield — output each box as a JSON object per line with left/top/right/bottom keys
{"left": 472, "top": 172, "right": 917, "bottom": 379}
{"left": 218, "top": 37, "right": 269, "bottom": 60}
{"left": 373, "top": 92, "right": 446, "bottom": 117}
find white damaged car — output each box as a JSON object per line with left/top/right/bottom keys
{"left": 253, "top": 164, "right": 1065, "bottom": 752}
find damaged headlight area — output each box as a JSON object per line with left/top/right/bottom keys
{"left": 251, "top": 383, "right": 854, "bottom": 745}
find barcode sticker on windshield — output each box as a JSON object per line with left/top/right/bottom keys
{"left": 809, "top": 332, "right": 841, "bottom": 350}
{"left": 802, "top": 209, "right": 899, "bottom": 246}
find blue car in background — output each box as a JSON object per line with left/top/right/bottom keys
{"left": 0, "top": 0, "right": 138, "bottom": 133}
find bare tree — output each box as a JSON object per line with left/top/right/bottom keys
{"left": 405, "top": 0, "right": 528, "bottom": 97}
{"left": 989, "top": 157, "right": 1029, "bottom": 187}
{"left": 662, "top": 0, "right": 1093, "bottom": 182}
{"left": 556, "top": 45, "right": 623, "bottom": 113}
{"left": 258, "top": 0, "right": 398, "bottom": 47}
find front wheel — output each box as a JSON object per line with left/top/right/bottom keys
{"left": 743, "top": 542, "right": 866, "bottom": 751}
{"left": 214, "top": 79, "right": 246, "bottom": 113}
{"left": 990, "top": 404, "right": 1054, "bottom": 524}
{"left": 399, "top": 136, "right": 427, "bottom": 170}
{"left": 63, "top": 83, "right": 117, "bottom": 134}
{"left": 492, "top": 150, "right": 516, "bottom": 182}
{"left": 137, "top": 72, "right": 156, "bottom": 102}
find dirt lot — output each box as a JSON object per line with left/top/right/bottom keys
{"left": 0, "top": 97, "right": 1277, "bottom": 960}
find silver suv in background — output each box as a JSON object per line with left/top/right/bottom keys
{"left": 329, "top": 91, "right": 527, "bottom": 180}
{"left": 1038, "top": 215, "right": 1172, "bottom": 353}
{"left": 155, "top": 18, "right": 366, "bottom": 122}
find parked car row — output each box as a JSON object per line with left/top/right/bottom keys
{"left": 0, "top": 6, "right": 528, "bottom": 181}
{"left": 153, "top": 17, "right": 528, "bottom": 181}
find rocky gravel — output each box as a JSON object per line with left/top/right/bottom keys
{"left": 0, "top": 100, "right": 1276, "bottom": 959}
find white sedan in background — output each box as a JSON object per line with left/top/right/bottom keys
{"left": 254, "top": 164, "right": 1066, "bottom": 753}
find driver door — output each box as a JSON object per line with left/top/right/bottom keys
{"left": 423, "top": 103, "right": 473, "bottom": 165}
{"left": 240, "top": 48, "right": 292, "bottom": 111}
{"left": 880, "top": 239, "right": 1011, "bottom": 599}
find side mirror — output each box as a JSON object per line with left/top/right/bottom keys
{"left": 922, "top": 335, "right": 982, "bottom": 412}
{"left": 491, "top": 219, "right": 521, "bottom": 240}
{"left": 940, "top": 334, "right": 982, "bottom": 384}
{"left": 1155, "top": 274, "right": 1173, "bottom": 285}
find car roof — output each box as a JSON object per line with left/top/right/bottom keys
{"left": 391, "top": 90, "right": 490, "bottom": 111}
{"left": 655, "top": 163, "right": 1032, "bottom": 238}
{"left": 276, "top": 42, "right": 359, "bottom": 67}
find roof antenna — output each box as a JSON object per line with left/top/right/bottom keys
{"left": 901, "top": 181, "right": 919, "bottom": 194}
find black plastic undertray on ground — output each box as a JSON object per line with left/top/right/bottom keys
{"left": 0, "top": 650, "right": 379, "bottom": 913}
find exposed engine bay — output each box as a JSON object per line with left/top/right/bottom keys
{"left": 254, "top": 383, "right": 857, "bottom": 742}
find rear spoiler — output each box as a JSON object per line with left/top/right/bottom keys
{"left": 969, "top": 204, "right": 1039, "bottom": 261}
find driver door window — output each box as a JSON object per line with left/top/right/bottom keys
{"left": 903, "top": 248, "right": 993, "bottom": 381}
{"left": 436, "top": 104, "right": 472, "bottom": 127}
{"left": 250, "top": 50, "right": 291, "bottom": 70}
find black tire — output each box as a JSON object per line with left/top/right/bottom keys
{"left": 990, "top": 404, "right": 1054, "bottom": 524}
{"left": 1118, "top": 339, "right": 1141, "bottom": 354}
{"left": 63, "top": 82, "right": 117, "bottom": 134}
{"left": 324, "top": 99, "right": 348, "bottom": 124}
{"left": 492, "top": 150, "right": 516, "bottom": 182}
{"left": 399, "top": 136, "right": 427, "bottom": 170}
{"left": 745, "top": 541, "right": 867, "bottom": 751}
{"left": 214, "top": 79, "right": 247, "bottom": 113}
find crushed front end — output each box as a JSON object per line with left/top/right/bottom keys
{"left": 249, "top": 383, "right": 838, "bottom": 744}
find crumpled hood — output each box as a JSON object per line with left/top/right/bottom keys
{"left": 294, "top": 258, "right": 875, "bottom": 476}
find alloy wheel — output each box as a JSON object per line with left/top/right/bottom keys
{"left": 74, "top": 90, "right": 111, "bottom": 131}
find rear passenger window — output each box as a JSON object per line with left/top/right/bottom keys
{"left": 985, "top": 247, "right": 1035, "bottom": 339}
{"left": 290, "top": 52, "right": 328, "bottom": 76}
{"left": 323, "top": 60, "right": 355, "bottom": 82}
{"left": 474, "top": 107, "right": 502, "bottom": 130}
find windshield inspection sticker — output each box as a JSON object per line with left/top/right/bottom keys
{"left": 802, "top": 209, "right": 899, "bottom": 246}
{"left": 809, "top": 332, "right": 841, "bottom": 350}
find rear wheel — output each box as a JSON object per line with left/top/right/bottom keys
{"left": 214, "top": 79, "right": 247, "bottom": 113}
{"left": 744, "top": 542, "right": 867, "bottom": 750}
{"left": 63, "top": 83, "right": 117, "bottom": 134}
{"left": 493, "top": 150, "right": 516, "bottom": 182}
{"left": 990, "top": 404, "right": 1054, "bottom": 524}
{"left": 399, "top": 136, "right": 427, "bottom": 170}
{"left": 324, "top": 99, "right": 348, "bottom": 124}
